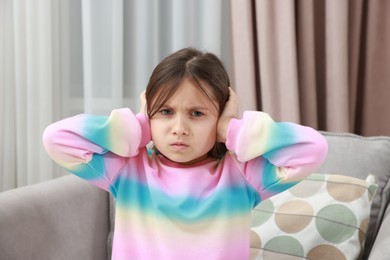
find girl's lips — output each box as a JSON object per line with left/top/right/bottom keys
{"left": 170, "top": 142, "right": 188, "bottom": 151}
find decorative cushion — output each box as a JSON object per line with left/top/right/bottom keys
{"left": 250, "top": 173, "right": 378, "bottom": 260}
{"left": 318, "top": 132, "right": 390, "bottom": 257}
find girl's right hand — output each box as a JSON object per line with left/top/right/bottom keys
{"left": 217, "top": 87, "right": 238, "bottom": 143}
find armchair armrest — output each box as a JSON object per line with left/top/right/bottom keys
{"left": 0, "top": 175, "right": 109, "bottom": 260}
{"left": 368, "top": 203, "right": 390, "bottom": 259}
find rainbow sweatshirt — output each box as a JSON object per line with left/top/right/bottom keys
{"left": 42, "top": 108, "right": 327, "bottom": 260}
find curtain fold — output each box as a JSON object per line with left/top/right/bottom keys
{"left": 0, "top": 0, "right": 62, "bottom": 191}
{"left": 257, "top": 0, "right": 301, "bottom": 123}
{"left": 230, "top": 0, "right": 258, "bottom": 114}
{"left": 296, "top": 0, "right": 318, "bottom": 128}
{"left": 0, "top": 0, "right": 16, "bottom": 190}
{"left": 81, "top": 0, "right": 125, "bottom": 114}
{"left": 15, "top": 0, "right": 61, "bottom": 186}
{"left": 231, "top": 0, "right": 390, "bottom": 135}
{"left": 324, "top": 0, "right": 350, "bottom": 131}
{"left": 360, "top": 0, "right": 390, "bottom": 135}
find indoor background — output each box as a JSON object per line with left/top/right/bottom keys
{"left": 1, "top": 0, "right": 389, "bottom": 192}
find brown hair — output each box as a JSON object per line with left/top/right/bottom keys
{"left": 145, "top": 47, "right": 230, "bottom": 159}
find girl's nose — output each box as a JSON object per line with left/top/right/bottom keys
{"left": 172, "top": 116, "right": 189, "bottom": 136}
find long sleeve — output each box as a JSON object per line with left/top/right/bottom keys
{"left": 42, "top": 108, "right": 151, "bottom": 190}
{"left": 225, "top": 111, "right": 328, "bottom": 201}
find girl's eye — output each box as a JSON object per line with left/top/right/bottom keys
{"left": 161, "top": 109, "right": 173, "bottom": 115}
{"left": 191, "top": 111, "right": 204, "bottom": 117}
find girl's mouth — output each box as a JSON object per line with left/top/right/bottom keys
{"left": 170, "top": 142, "right": 188, "bottom": 151}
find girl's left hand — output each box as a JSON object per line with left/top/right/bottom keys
{"left": 139, "top": 90, "right": 147, "bottom": 114}
{"left": 217, "top": 87, "right": 238, "bottom": 143}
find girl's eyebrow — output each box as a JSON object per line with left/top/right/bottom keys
{"left": 187, "top": 106, "right": 210, "bottom": 111}
{"left": 161, "top": 103, "right": 211, "bottom": 111}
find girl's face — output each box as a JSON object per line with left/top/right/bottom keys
{"left": 150, "top": 78, "right": 219, "bottom": 165}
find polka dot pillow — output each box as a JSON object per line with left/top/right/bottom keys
{"left": 250, "top": 173, "right": 378, "bottom": 260}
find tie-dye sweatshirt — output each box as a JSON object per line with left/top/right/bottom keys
{"left": 42, "top": 108, "right": 327, "bottom": 260}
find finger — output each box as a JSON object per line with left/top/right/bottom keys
{"left": 139, "top": 90, "right": 147, "bottom": 114}
{"left": 227, "top": 87, "right": 239, "bottom": 116}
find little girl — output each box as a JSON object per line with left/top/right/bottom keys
{"left": 43, "top": 47, "right": 328, "bottom": 260}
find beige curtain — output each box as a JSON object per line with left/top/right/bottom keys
{"left": 230, "top": 0, "right": 390, "bottom": 136}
